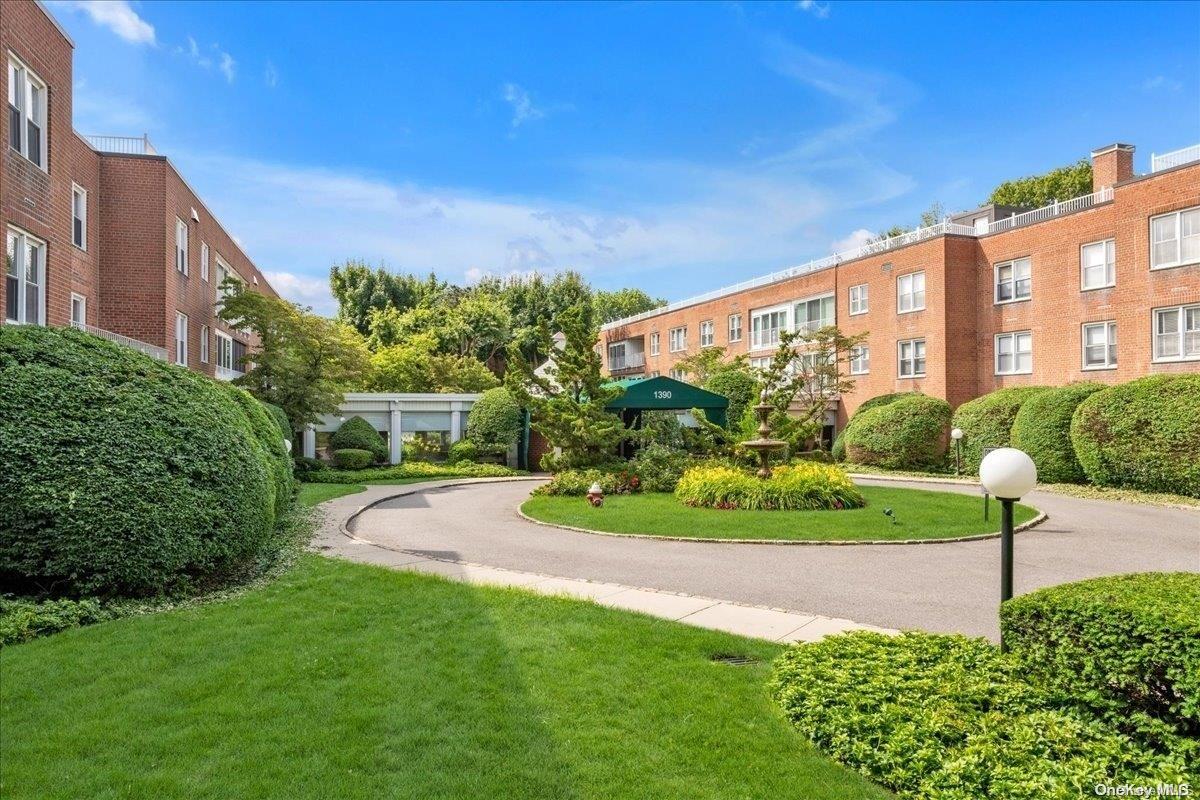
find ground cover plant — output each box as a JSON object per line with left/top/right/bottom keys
{"left": 302, "top": 461, "right": 523, "bottom": 484}
{"left": 675, "top": 463, "right": 866, "bottom": 511}
{"left": 841, "top": 394, "right": 951, "bottom": 470}
{"left": 1009, "top": 382, "right": 1103, "bottom": 484}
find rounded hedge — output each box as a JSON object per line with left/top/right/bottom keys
{"left": 675, "top": 463, "right": 865, "bottom": 511}
{"left": 1009, "top": 383, "right": 1103, "bottom": 484}
{"left": 466, "top": 387, "right": 522, "bottom": 449}
{"left": 0, "top": 326, "right": 293, "bottom": 598}
{"left": 842, "top": 394, "right": 951, "bottom": 470}
{"left": 1070, "top": 374, "right": 1200, "bottom": 496}
{"left": 332, "top": 448, "right": 373, "bottom": 470}
{"left": 261, "top": 401, "right": 292, "bottom": 442}
{"left": 330, "top": 416, "right": 388, "bottom": 463}
{"left": 951, "top": 387, "right": 1048, "bottom": 474}
{"left": 832, "top": 392, "right": 920, "bottom": 461}
{"left": 703, "top": 369, "right": 758, "bottom": 430}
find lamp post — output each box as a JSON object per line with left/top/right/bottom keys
{"left": 950, "top": 427, "right": 963, "bottom": 476}
{"left": 979, "top": 447, "right": 1037, "bottom": 652}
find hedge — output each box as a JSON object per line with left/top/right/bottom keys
{"left": 832, "top": 392, "right": 920, "bottom": 461}
{"left": 302, "top": 461, "right": 522, "bottom": 484}
{"left": 261, "top": 401, "right": 292, "bottom": 442}
{"left": 466, "top": 387, "right": 522, "bottom": 449}
{"left": 330, "top": 416, "right": 388, "bottom": 464}
{"left": 0, "top": 326, "right": 293, "bottom": 598}
{"left": 1070, "top": 374, "right": 1200, "bottom": 496}
{"left": 675, "top": 463, "right": 865, "bottom": 511}
{"left": 332, "top": 448, "right": 373, "bottom": 470}
{"left": 1001, "top": 572, "right": 1200, "bottom": 758}
{"left": 1009, "top": 383, "right": 1103, "bottom": 484}
{"left": 951, "top": 386, "right": 1048, "bottom": 474}
{"left": 842, "top": 394, "right": 951, "bottom": 470}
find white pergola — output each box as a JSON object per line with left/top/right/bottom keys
{"left": 302, "top": 392, "right": 483, "bottom": 464}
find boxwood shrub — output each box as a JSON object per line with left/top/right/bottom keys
{"left": 1001, "top": 572, "right": 1200, "bottom": 757}
{"left": 1009, "top": 383, "right": 1103, "bottom": 484}
{"left": 0, "top": 326, "right": 293, "bottom": 598}
{"left": 332, "top": 448, "right": 374, "bottom": 470}
{"left": 842, "top": 394, "right": 951, "bottom": 470}
{"left": 330, "top": 416, "right": 388, "bottom": 464}
{"left": 674, "top": 463, "right": 865, "bottom": 510}
{"left": 951, "top": 386, "right": 1048, "bottom": 474}
{"left": 1070, "top": 374, "right": 1200, "bottom": 496}
{"left": 832, "top": 392, "right": 919, "bottom": 461}
{"left": 466, "top": 387, "right": 522, "bottom": 450}
{"left": 261, "top": 400, "right": 292, "bottom": 441}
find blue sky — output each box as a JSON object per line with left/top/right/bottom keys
{"left": 51, "top": 0, "right": 1200, "bottom": 314}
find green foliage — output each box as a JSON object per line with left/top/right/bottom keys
{"left": 629, "top": 444, "right": 692, "bottom": 492}
{"left": 703, "top": 367, "right": 757, "bottom": 430}
{"left": 951, "top": 387, "right": 1048, "bottom": 474}
{"left": 987, "top": 159, "right": 1093, "bottom": 208}
{"left": 1002, "top": 573, "right": 1200, "bottom": 759}
{"left": 467, "top": 387, "right": 522, "bottom": 449}
{"left": 329, "top": 260, "right": 447, "bottom": 337}
{"left": 366, "top": 334, "right": 500, "bottom": 393}
{"left": 592, "top": 287, "right": 665, "bottom": 324}
{"left": 302, "top": 461, "right": 522, "bottom": 484}
{"left": 261, "top": 401, "right": 293, "bottom": 441}
{"left": 292, "top": 456, "right": 325, "bottom": 478}
{"left": 672, "top": 346, "right": 746, "bottom": 385}
{"left": 330, "top": 416, "right": 389, "bottom": 464}
{"left": 332, "top": 449, "right": 373, "bottom": 470}
{"left": 770, "top": 631, "right": 1190, "bottom": 800}
{"left": 533, "top": 468, "right": 642, "bottom": 497}
{"left": 446, "top": 439, "right": 479, "bottom": 464}
{"left": 1010, "top": 383, "right": 1104, "bottom": 484}
{"left": 843, "top": 394, "right": 951, "bottom": 470}
{"left": 1071, "top": 375, "right": 1200, "bottom": 497}
{"left": 0, "top": 326, "right": 293, "bottom": 598}
{"left": 833, "top": 392, "right": 920, "bottom": 461}
{"left": 675, "top": 463, "right": 865, "bottom": 511}
{"left": 0, "top": 596, "right": 125, "bottom": 646}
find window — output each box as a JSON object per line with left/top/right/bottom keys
{"left": 794, "top": 294, "right": 834, "bottom": 334}
{"left": 849, "top": 345, "right": 869, "bottom": 375}
{"left": 897, "top": 271, "right": 925, "bottom": 313}
{"left": 995, "top": 257, "right": 1032, "bottom": 303}
{"left": 994, "top": 331, "right": 1033, "bottom": 375}
{"left": 216, "top": 330, "right": 234, "bottom": 371}
{"left": 70, "top": 293, "right": 86, "bottom": 328}
{"left": 175, "top": 218, "right": 189, "bottom": 275}
{"left": 699, "top": 320, "right": 714, "bottom": 347}
{"left": 849, "top": 284, "right": 868, "bottom": 315}
{"left": 607, "top": 342, "right": 626, "bottom": 370}
{"left": 668, "top": 326, "right": 687, "bottom": 353}
{"left": 5, "top": 227, "right": 45, "bottom": 325}
{"left": 1153, "top": 304, "right": 1200, "bottom": 362}
{"left": 200, "top": 325, "right": 210, "bottom": 363}
{"left": 1080, "top": 240, "right": 1115, "bottom": 290}
{"left": 71, "top": 185, "right": 87, "bottom": 250}
{"left": 668, "top": 368, "right": 685, "bottom": 381}
{"left": 1150, "top": 207, "right": 1200, "bottom": 270}
{"left": 751, "top": 306, "right": 788, "bottom": 349}
{"left": 201, "top": 242, "right": 210, "bottom": 282}
{"left": 175, "top": 312, "right": 188, "bottom": 365}
{"left": 728, "top": 314, "right": 742, "bottom": 342}
{"left": 1082, "top": 321, "right": 1116, "bottom": 369}
{"left": 749, "top": 356, "right": 772, "bottom": 372}
{"left": 8, "top": 56, "right": 46, "bottom": 169}
{"left": 897, "top": 338, "right": 925, "bottom": 378}
{"left": 649, "top": 332, "right": 660, "bottom": 356}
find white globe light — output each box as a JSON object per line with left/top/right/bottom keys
{"left": 283, "top": 439, "right": 293, "bottom": 453}
{"left": 950, "top": 427, "right": 963, "bottom": 440}
{"left": 979, "top": 448, "right": 1037, "bottom": 499}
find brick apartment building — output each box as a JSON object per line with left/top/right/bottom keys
{"left": 602, "top": 142, "right": 1200, "bottom": 434}
{"left": 2, "top": 0, "right": 277, "bottom": 378}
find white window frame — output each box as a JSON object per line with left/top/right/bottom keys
{"left": 200, "top": 324, "right": 210, "bottom": 364}
{"left": 728, "top": 313, "right": 742, "bottom": 343}
{"left": 216, "top": 329, "right": 235, "bottom": 371}
{"left": 70, "top": 293, "right": 86, "bottom": 329}
{"left": 849, "top": 284, "right": 868, "bottom": 316}
{"left": 1081, "top": 321, "right": 1117, "bottom": 370}
{"left": 668, "top": 368, "right": 685, "bottom": 381}
{"left": 5, "top": 226, "right": 46, "bottom": 325}
{"left": 750, "top": 303, "right": 789, "bottom": 350}
{"left": 1149, "top": 206, "right": 1200, "bottom": 271}
{"left": 794, "top": 293, "right": 835, "bottom": 334}
{"left": 994, "top": 331, "right": 1033, "bottom": 375}
{"left": 668, "top": 326, "right": 687, "bottom": 353}
{"left": 175, "top": 312, "right": 188, "bottom": 366}
{"left": 71, "top": 184, "right": 88, "bottom": 251}
{"left": 699, "top": 320, "right": 714, "bottom": 347}
{"left": 175, "top": 217, "right": 189, "bottom": 275}
{"left": 897, "top": 271, "right": 925, "bottom": 314}
{"left": 200, "top": 242, "right": 210, "bottom": 282}
{"left": 749, "top": 356, "right": 772, "bottom": 372}
{"left": 849, "top": 344, "right": 869, "bottom": 375}
{"left": 1152, "top": 304, "right": 1200, "bottom": 363}
{"left": 649, "top": 331, "right": 659, "bottom": 356}
{"left": 1080, "top": 239, "right": 1115, "bottom": 291}
{"left": 897, "top": 338, "right": 925, "bottom": 378}
{"left": 7, "top": 54, "right": 47, "bottom": 171}
{"left": 994, "top": 257, "right": 1032, "bottom": 304}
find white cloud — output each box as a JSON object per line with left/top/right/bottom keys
{"left": 177, "top": 36, "right": 236, "bottom": 82}
{"left": 796, "top": 0, "right": 831, "bottom": 19}
{"left": 263, "top": 270, "right": 338, "bottom": 316}
{"left": 1143, "top": 75, "right": 1182, "bottom": 92}
{"left": 830, "top": 228, "right": 875, "bottom": 253}
{"left": 501, "top": 82, "right": 546, "bottom": 133}
{"left": 51, "top": 0, "right": 156, "bottom": 45}
{"left": 219, "top": 52, "right": 236, "bottom": 83}
{"left": 73, "top": 79, "right": 156, "bottom": 132}
{"left": 264, "top": 61, "right": 279, "bottom": 88}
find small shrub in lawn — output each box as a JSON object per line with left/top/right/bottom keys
{"left": 330, "top": 416, "right": 388, "bottom": 464}
{"left": 674, "top": 463, "right": 865, "bottom": 511}
{"left": 332, "top": 449, "right": 374, "bottom": 470}
{"left": 832, "top": 392, "right": 920, "bottom": 461}
{"left": 304, "top": 461, "right": 522, "bottom": 484}
{"left": 466, "top": 387, "right": 522, "bottom": 450}
{"left": 1071, "top": 375, "right": 1200, "bottom": 496}
{"left": 628, "top": 444, "right": 691, "bottom": 492}
{"left": 534, "top": 468, "right": 641, "bottom": 497}
{"left": 1009, "top": 382, "right": 1103, "bottom": 484}
{"left": 842, "top": 394, "right": 951, "bottom": 470}
{"left": 951, "top": 386, "right": 1048, "bottom": 474}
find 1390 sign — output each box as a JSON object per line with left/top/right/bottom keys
{"left": 653, "top": 390, "right": 672, "bottom": 399}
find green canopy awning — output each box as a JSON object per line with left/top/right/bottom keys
{"left": 604, "top": 376, "right": 729, "bottom": 427}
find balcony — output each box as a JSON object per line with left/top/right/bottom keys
{"left": 72, "top": 322, "right": 167, "bottom": 360}
{"left": 608, "top": 351, "right": 646, "bottom": 374}
{"left": 1151, "top": 143, "right": 1200, "bottom": 173}
{"left": 83, "top": 134, "right": 157, "bottom": 156}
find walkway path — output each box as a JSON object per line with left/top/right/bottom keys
{"left": 316, "top": 477, "right": 1199, "bottom": 640}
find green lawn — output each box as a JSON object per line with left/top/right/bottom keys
{"left": 523, "top": 486, "right": 1038, "bottom": 541}
{"left": 0, "top": 556, "right": 887, "bottom": 800}
{"left": 297, "top": 482, "right": 367, "bottom": 507}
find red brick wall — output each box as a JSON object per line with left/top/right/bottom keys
{"left": 68, "top": 132, "right": 101, "bottom": 322}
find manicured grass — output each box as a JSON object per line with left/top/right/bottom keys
{"left": 0, "top": 556, "right": 887, "bottom": 800}
{"left": 297, "top": 482, "right": 366, "bottom": 507}
{"left": 523, "top": 486, "right": 1038, "bottom": 541}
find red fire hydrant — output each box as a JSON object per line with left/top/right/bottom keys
{"left": 586, "top": 481, "right": 604, "bottom": 507}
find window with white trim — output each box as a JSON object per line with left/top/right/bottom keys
{"left": 175, "top": 312, "right": 188, "bottom": 366}
{"left": 70, "top": 293, "right": 86, "bottom": 329}
{"left": 849, "top": 284, "right": 868, "bottom": 315}
{"left": 699, "top": 320, "right": 714, "bottom": 347}
{"left": 72, "top": 185, "right": 87, "bottom": 250}
{"left": 750, "top": 306, "right": 788, "bottom": 349}
{"left": 8, "top": 56, "right": 46, "bottom": 170}
{"left": 897, "top": 338, "right": 925, "bottom": 378}
{"left": 1153, "top": 304, "right": 1200, "bottom": 362}
{"left": 200, "top": 324, "right": 210, "bottom": 363}
{"left": 849, "top": 345, "right": 869, "bottom": 375}
{"left": 5, "top": 227, "right": 45, "bottom": 325}
{"left": 1080, "top": 239, "right": 1115, "bottom": 290}
{"left": 995, "top": 257, "right": 1031, "bottom": 303}
{"left": 728, "top": 314, "right": 742, "bottom": 342}
{"left": 794, "top": 294, "right": 834, "bottom": 334}
{"left": 1082, "top": 321, "right": 1116, "bottom": 369}
{"left": 994, "top": 331, "right": 1032, "bottom": 375}
{"left": 749, "top": 356, "right": 772, "bottom": 372}
{"left": 897, "top": 271, "right": 925, "bottom": 313}
{"left": 649, "top": 332, "right": 659, "bottom": 356}
{"left": 1150, "top": 207, "right": 1200, "bottom": 270}
{"left": 668, "top": 326, "right": 687, "bottom": 353}
{"left": 668, "top": 368, "right": 685, "bottom": 381}
{"left": 175, "top": 218, "right": 189, "bottom": 275}
{"left": 201, "top": 242, "right": 210, "bottom": 282}
{"left": 216, "top": 330, "right": 234, "bottom": 371}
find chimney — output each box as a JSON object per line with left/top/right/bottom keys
{"left": 1090, "top": 143, "right": 1135, "bottom": 191}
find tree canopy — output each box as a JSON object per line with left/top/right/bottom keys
{"left": 987, "top": 159, "right": 1093, "bottom": 208}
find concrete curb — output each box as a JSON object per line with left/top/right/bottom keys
{"left": 848, "top": 472, "right": 978, "bottom": 486}
{"left": 338, "top": 476, "right": 546, "bottom": 539}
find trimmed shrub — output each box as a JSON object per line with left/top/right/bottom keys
{"left": 447, "top": 439, "right": 479, "bottom": 464}
{"left": 842, "top": 394, "right": 951, "bottom": 470}
{"left": 1001, "top": 572, "right": 1200, "bottom": 755}
{"left": 833, "top": 392, "right": 920, "bottom": 461}
{"left": 261, "top": 401, "right": 292, "bottom": 442}
{"left": 534, "top": 467, "right": 641, "bottom": 497}
{"left": 674, "top": 463, "right": 865, "bottom": 511}
{"left": 0, "top": 326, "right": 292, "bottom": 598}
{"left": 1071, "top": 374, "right": 1200, "bottom": 496}
{"left": 330, "top": 416, "right": 388, "bottom": 464}
{"left": 951, "top": 386, "right": 1048, "bottom": 474}
{"left": 332, "top": 448, "right": 373, "bottom": 470}
{"left": 770, "top": 631, "right": 1190, "bottom": 799}
{"left": 303, "top": 461, "right": 521, "bottom": 484}
{"left": 1009, "top": 382, "right": 1103, "bottom": 484}
{"left": 703, "top": 369, "right": 758, "bottom": 429}
{"left": 467, "top": 387, "right": 522, "bottom": 449}
{"left": 629, "top": 444, "right": 692, "bottom": 493}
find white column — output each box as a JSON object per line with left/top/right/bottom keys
{"left": 389, "top": 402, "right": 404, "bottom": 464}
{"left": 450, "top": 407, "right": 463, "bottom": 443}
{"left": 302, "top": 424, "right": 316, "bottom": 459}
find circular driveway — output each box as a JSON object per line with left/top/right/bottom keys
{"left": 349, "top": 478, "right": 1200, "bottom": 639}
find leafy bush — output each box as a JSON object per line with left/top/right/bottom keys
{"left": 0, "top": 326, "right": 293, "bottom": 598}
{"left": 1001, "top": 572, "right": 1200, "bottom": 757}
{"left": 770, "top": 631, "right": 1190, "bottom": 799}
{"left": 833, "top": 392, "right": 919, "bottom": 461}
{"left": 330, "top": 416, "right": 388, "bottom": 464}
{"left": 303, "top": 461, "right": 522, "bottom": 484}
{"left": 332, "top": 448, "right": 374, "bottom": 470}
{"left": 534, "top": 467, "right": 641, "bottom": 497}
{"left": 292, "top": 456, "right": 325, "bottom": 478}
{"left": 629, "top": 444, "right": 691, "bottom": 493}
{"left": 467, "top": 387, "right": 522, "bottom": 449}
{"left": 951, "top": 387, "right": 1048, "bottom": 474}
{"left": 1009, "top": 383, "right": 1103, "bottom": 484}
{"left": 1071, "top": 375, "right": 1200, "bottom": 496}
{"left": 842, "top": 394, "right": 951, "bottom": 470}
{"left": 261, "top": 401, "right": 292, "bottom": 441}
{"left": 674, "top": 463, "right": 865, "bottom": 511}
{"left": 703, "top": 369, "right": 758, "bottom": 429}
{"left": 447, "top": 438, "right": 505, "bottom": 464}
{"left": 0, "top": 596, "right": 125, "bottom": 646}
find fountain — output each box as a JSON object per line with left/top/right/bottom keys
{"left": 741, "top": 389, "right": 788, "bottom": 479}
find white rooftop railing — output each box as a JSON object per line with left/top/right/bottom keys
{"left": 83, "top": 134, "right": 157, "bottom": 155}
{"left": 985, "top": 186, "right": 1112, "bottom": 234}
{"left": 1150, "top": 144, "right": 1200, "bottom": 173}
{"left": 73, "top": 321, "right": 167, "bottom": 360}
